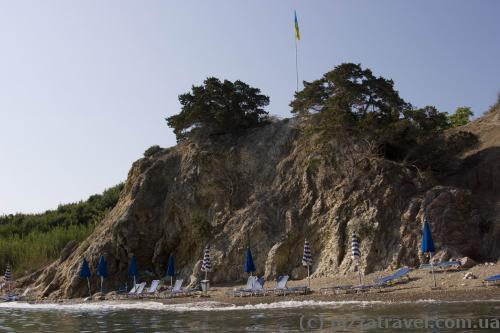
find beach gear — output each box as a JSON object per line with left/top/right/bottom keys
{"left": 267, "top": 275, "right": 308, "bottom": 295}
{"left": 166, "top": 254, "right": 175, "bottom": 287}
{"left": 201, "top": 246, "right": 212, "bottom": 281}
{"left": 128, "top": 284, "right": 138, "bottom": 295}
{"left": 482, "top": 274, "right": 500, "bottom": 286}
{"left": 79, "top": 258, "right": 92, "bottom": 296}
{"left": 374, "top": 267, "right": 412, "bottom": 286}
{"left": 128, "top": 256, "right": 139, "bottom": 287}
{"left": 302, "top": 240, "right": 313, "bottom": 288}
{"left": 227, "top": 276, "right": 266, "bottom": 297}
{"left": 4, "top": 264, "right": 11, "bottom": 282}
{"left": 419, "top": 261, "right": 461, "bottom": 271}
{"left": 168, "top": 278, "right": 196, "bottom": 297}
{"left": 267, "top": 275, "right": 289, "bottom": 295}
{"left": 244, "top": 247, "right": 256, "bottom": 275}
{"left": 320, "top": 284, "right": 355, "bottom": 295}
{"left": 133, "top": 282, "right": 147, "bottom": 296}
{"left": 143, "top": 280, "right": 160, "bottom": 296}
{"left": 351, "top": 233, "right": 362, "bottom": 284}
{"left": 421, "top": 220, "right": 437, "bottom": 287}
{"left": 97, "top": 256, "right": 108, "bottom": 293}
{"left": 116, "top": 284, "right": 128, "bottom": 294}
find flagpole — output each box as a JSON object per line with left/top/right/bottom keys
{"left": 295, "top": 36, "right": 299, "bottom": 92}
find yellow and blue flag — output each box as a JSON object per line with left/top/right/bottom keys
{"left": 294, "top": 10, "right": 300, "bottom": 40}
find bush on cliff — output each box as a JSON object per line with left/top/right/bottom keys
{"left": 166, "top": 77, "right": 270, "bottom": 141}
{"left": 0, "top": 184, "right": 123, "bottom": 276}
{"left": 448, "top": 106, "right": 474, "bottom": 127}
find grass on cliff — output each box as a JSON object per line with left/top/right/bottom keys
{"left": 0, "top": 184, "right": 123, "bottom": 277}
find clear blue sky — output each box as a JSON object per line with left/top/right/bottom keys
{"left": 1, "top": 0, "right": 499, "bottom": 214}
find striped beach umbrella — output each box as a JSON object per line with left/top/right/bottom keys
{"left": 351, "top": 233, "right": 361, "bottom": 263}
{"left": 201, "top": 246, "right": 212, "bottom": 281}
{"left": 4, "top": 264, "right": 12, "bottom": 282}
{"left": 351, "top": 233, "right": 362, "bottom": 284}
{"left": 302, "top": 240, "right": 313, "bottom": 288}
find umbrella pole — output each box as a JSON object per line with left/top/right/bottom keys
{"left": 87, "top": 277, "right": 91, "bottom": 297}
{"left": 134, "top": 276, "right": 137, "bottom": 287}
{"left": 430, "top": 253, "right": 437, "bottom": 288}
{"left": 205, "top": 271, "right": 207, "bottom": 281}
{"left": 307, "top": 265, "right": 310, "bottom": 288}
{"left": 101, "top": 276, "right": 104, "bottom": 294}
{"left": 358, "top": 263, "right": 362, "bottom": 285}
{"left": 170, "top": 276, "right": 173, "bottom": 288}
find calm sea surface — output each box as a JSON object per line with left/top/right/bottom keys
{"left": 0, "top": 300, "right": 499, "bottom": 332}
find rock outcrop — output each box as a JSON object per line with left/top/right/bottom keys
{"left": 29, "top": 110, "right": 500, "bottom": 299}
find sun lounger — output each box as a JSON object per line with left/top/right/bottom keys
{"left": 266, "top": 275, "right": 289, "bottom": 295}
{"left": 374, "top": 267, "right": 411, "bottom": 286}
{"left": 482, "top": 274, "right": 500, "bottom": 287}
{"left": 0, "top": 293, "right": 18, "bottom": 302}
{"left": 419, "top": 261, "right": 461, "bottom": 271}
{"left": 128, "top": 284, "right": 138, "bottom": 295}
{"left": 116, "top": 284, "right": 128, "bottom": 294}
{"left": 143, "top": 280, "right": 160, "bottom": 297}
{"left": 168, "top": 279, "right": 196, "bottom": 297}
{"left": 136, "top": 282, "right": 147, "bottom": 294}
{"left": 228, "top": 276, "right": 267, "bottom": 297}
{"left": 320, "top": 284, "right": 354, "bottom": 295}
{"left": 225, "top": 276, "right": 257, "bottom": 297}
{"left": 251, "top": 277, "right": 266, "bottom": 296}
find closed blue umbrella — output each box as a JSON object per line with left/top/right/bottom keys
{"left": 421, "top": 220, "right": 437, "bottom": 287}
{"left": 243, "top": 247, "right": 256, "bottom": 276}
{"left": 128, "top": 255, "right": 138, "bottom": 286}
{"left": 166, "top": 254, "right": 175, "bottom": 287}
{"left": 97, "top": 256, "right": 108, "bottom": 293}
{"left": 79, "top": 258, "right": 91, "bottom": 296}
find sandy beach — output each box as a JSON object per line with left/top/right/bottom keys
{"left": 12, "top": 263, "right": 499, "bottom": 307}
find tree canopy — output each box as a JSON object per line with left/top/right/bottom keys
{"left": 167, "top": 77, "right": 270, "bottom": 140}
{"left": 290, "top": 63, "right": 478, "bottom": 170}
{"left": 448, "top": 106, "right": 473, "bottom": 127}
{"left": 291, "top": 63, "right": 410, "bottom": 122}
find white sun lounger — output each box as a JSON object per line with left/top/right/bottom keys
{"left": 130, "top": 282, "right": 146, "bottom": 297}
{"left": 147, "top": 280, "right": 160, "bottom": 293}
{"left": 168, "top": 279, "right": 196, "bottom": 297}
{"left": 225, "top": 276, "right": 257, "bottom": 297}
{"left": 267, "top": 275, "right": 307, "bottom": 295}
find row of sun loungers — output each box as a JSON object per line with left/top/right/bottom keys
{"left": 320, "top": 267, "right": 412, "bottom": 295}
{"left": 122, "top": 278, "right": 197, "bottom": 298}
{"left": 226, "top": 275, "right": 309, "bottom": 297}
{"left": 114, "top": 266, "right": 500, "bottom": 300}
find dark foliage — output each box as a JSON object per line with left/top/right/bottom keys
{"left": 166, "top": 77, "right": 270, "bottom": 141}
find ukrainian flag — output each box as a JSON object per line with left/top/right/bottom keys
{"left": 294, "top": 10, "right": 300, "bottom": 40}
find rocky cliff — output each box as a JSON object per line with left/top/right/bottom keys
{"left": 29, "top": 108, "right": 500, "bottom": 299}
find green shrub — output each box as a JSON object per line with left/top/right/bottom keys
{"left": 0, "top": 183, "right": 123, "bottom": 277}
{"left": 190, "top": 212, "right": 212, "bottom": 248}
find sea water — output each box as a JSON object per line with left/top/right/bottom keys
{"left": 0, "top": 300, "right": 499, "bottom": 332}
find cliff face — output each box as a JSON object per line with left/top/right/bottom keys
{"left": 30, "top": 112, "right": 500, "bottom": 299}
